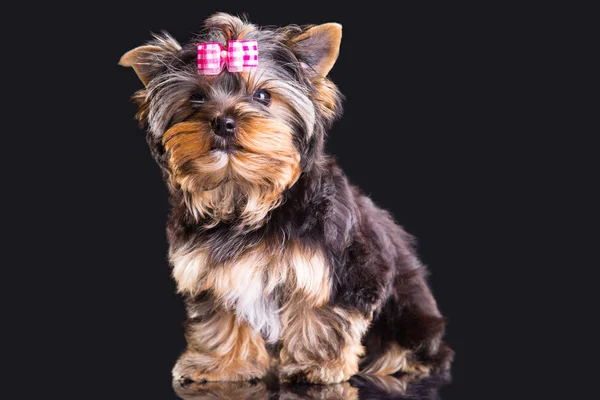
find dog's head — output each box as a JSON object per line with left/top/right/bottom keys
{"left": 120, "top": 13, "right": 342, "bottom": 229}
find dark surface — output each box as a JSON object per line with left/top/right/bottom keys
{"left": 173, "top": 372, "right": 451, "bottom": 400}
{"left": 9, "top": 1, "right": 574, "bottom": 398}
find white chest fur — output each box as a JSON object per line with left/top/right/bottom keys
{"left": 169, "top": 243, "right": 331, "bottom": 343}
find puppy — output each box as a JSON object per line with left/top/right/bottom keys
{"left": 120, "top": 13, "right": 453, "bottom": 384}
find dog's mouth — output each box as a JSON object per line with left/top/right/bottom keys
{"left": 211, "top": 144, "right": 243, "bottom": 154}
{"left": 210, "top": 136, "right": 243, "bottom": 154}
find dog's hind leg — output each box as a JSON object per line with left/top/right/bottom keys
{"left": 360, "top": 268, "right": 453, "bottom": 377}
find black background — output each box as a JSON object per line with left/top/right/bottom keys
{"left": 9, "top": 1, "right": 586, "bottom": 399}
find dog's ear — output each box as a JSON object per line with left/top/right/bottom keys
{"left": 292, "top": 23, "right": 342, "bottom": 77}
{"left": 119, "top": 33, "right": 181, "bottom": 86}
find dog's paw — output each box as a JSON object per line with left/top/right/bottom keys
{"left": 279, "top": 362, "right": 355, "bottom": 385}
{"left": 173, "top": 368, "right": 262, "bottom": 386}
{"left": 172, "top": 351, "right": 267, "bottom": 384}
{"left": 173, "top": 367, "right": 231, "bottom": 385}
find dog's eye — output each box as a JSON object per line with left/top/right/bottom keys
{"left": 252, "top": 89, "right": 271, "bottom": 106}
{"left": 191, "top": 93, "right": 206, "bottom": 106}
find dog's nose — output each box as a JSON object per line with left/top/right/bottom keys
{"left": 212, "top": 116, "right": 236, "bottom": 137}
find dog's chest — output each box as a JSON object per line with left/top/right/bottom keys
{"left": 170, "top": 242, "right": 331, "bottom": 343}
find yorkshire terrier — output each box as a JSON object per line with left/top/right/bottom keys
{"left": 120, "top": 13, "right": 453, "bottom": 385}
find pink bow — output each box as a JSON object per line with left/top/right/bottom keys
{"left": 197, "top": 40, "right": 258, "bottom": 75}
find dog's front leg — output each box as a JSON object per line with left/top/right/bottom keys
{"left": 278, "top": 305, "right": 370, "bottom": 384}
{"left": 172, "top": 300, "right": 270, "bottom": 383}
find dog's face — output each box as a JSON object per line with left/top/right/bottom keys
{"left": 120, "top": 14, "right": 342, "bottom": 228}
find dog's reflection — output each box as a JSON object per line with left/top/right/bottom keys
{"left": 173, "top": 380, "right": 273, "bottom": 400}
{"left": 173, "top": 372, "right": 450, "bottom": 400}
{"left": 174, "top": 380, "right": 358, "bottom": 400}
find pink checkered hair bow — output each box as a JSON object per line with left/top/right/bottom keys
{"left": 197, "top": 40, "right": 258, "bottom": 75}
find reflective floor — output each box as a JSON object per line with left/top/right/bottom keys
{"left": 173, "top": 372, "right": 451, "bottom": 399}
